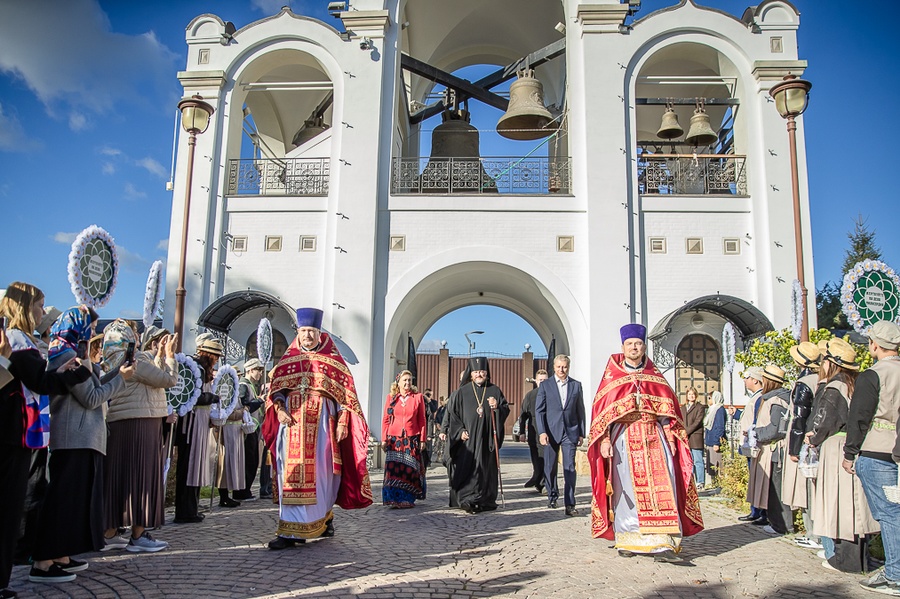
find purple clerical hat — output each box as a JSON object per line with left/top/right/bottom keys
{"left": 296, "top": 308, "right": 323, "bottom": 329}
{"left": 620, "top": 323, "right": 646, "bottom": 343}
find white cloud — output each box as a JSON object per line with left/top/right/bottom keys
{"left": 99, "top": 146, "right": 121, "bottom": 156}
{"left": 417, "top": 339, "right": 444, "bottom": 352}
{"left": 52, "top": 232, "right": 78, "bottom": 244}
{"left": 0, "top": 0, "right": 178, "bottom": 118}
{"left": 116, "top": 245, "right": 150, "bottom": 272}
{"left": 0, "top": 102, "right": 41, "bottom": 152}
{"left": 102, "top": 162, "right": 115, "bottom": 175}
{"left": 68, "top": 111, "right": 88, "bottom": 131}
{"left": 157, "top": 238, "right": 169, "bottom": 251}
{"left": 137, "top": 157, "right": 167, "bottom": 178}
{"left": 252, "top": 0, "right": 291, "bottom": 14}
{"left": 124, "top": 182, "right": 147, "bottom": 201}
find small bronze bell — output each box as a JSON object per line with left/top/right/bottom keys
{"left": 497, "top": 68, "right": 554, "bottom": 141}
{"left": 685, "top": 101, "right": 718, "bottom": 147}
{"left": 656, "top": 104, "right": 683, "bottom": 140}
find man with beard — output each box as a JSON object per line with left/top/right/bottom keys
{"left": 447, "top": 357, "right": 509, "bottom": 513}
{"left": 261, "top": 308, "right": 372, "bottom": 549}
{"left": 588, "top": 324, "right": 703, "bottom": 562}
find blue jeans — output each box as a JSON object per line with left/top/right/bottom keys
{"left": 856, "top": 456, "right": 900, "bottom": 581}
{"left": 821, "top": 536, "right": 835, "bottom": 559}
{"left": 691, "top": 449, "right": 705, "bottom": 487}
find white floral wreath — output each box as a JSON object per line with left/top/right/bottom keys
{"left": 143, "top": 260, "right": 164, "bottom": 328}
{"left": 841, "top": 260, "right": 900, "bottom": 334}
{"left": 790, "top": 279, "right": 804, "bottom": 341}
{"left": 721, "top": 322, "right": 736, "bottom": 373}
{"left": 210, "top": 364, "right": 240, "bottom": 422}
{"left": 166, "top": 353, "right": 203, "bottom": 417}
{"left": 257, "top": 317, "right": 273, "bottom": 365}
{"left": 67, "top": 225, "right": 118, "bottom": 308}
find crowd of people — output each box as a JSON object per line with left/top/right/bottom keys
{"left": 2, "top": 280, "right": 900, "bottom": 598}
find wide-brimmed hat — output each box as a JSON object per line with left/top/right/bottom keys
{"left": 741, "top": 366, "right": 764, "bottom": 382}
{"left": 789, "top": 341, "right": 821, "bottom": 369}
{"left": 196, "top": 337, "right": 225, "bottom": 357}
{"left": 824, "top": 338, "right": 859, "bottom": 371}
{"left": 869, "top": 320, "right": 900, "bottom": 351}
{"left": 761, "top": 364, "right": 786, "bottom": 385}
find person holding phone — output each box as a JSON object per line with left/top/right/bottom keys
{"left": 28, "top": 307, "right": 134, "bottom": 584}
{"left": 102, "top": 319, "right": 178, "bottom": 552}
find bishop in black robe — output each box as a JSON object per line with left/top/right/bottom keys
{"left": 447, "top": 357, "right": 509, "bottom": 512}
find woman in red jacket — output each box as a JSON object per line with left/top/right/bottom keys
{"left": 381, "top": 370, "right": 427, "bottom": 508}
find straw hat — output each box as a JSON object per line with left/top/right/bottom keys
{"left": 196, "top": 337, "right": 225, "bottom": 357}
{"left": 824, "top": 338, "right": 859, "bottom": 371}
{"left": 37, "top": 306, "right": 62, "bottom": 336}
{"left": 789, "top": 341, "right": 821, "bottom": 369}
{"left": 243, "top": 358, "right": 263, "bottom": 371}
{"left": 761, "top": 364, "right": 786, "bottom": 385}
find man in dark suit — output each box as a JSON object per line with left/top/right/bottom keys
{"left": 536, "top": 354, "right": 585, "bottom": 516}
{"left": 519, "top": 369, "right": 549, "bottom": 493}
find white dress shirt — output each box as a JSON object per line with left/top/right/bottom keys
{"left": 555, "top": 375, "right": 568, "bottom": 408}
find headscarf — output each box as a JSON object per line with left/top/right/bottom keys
{"left": 704, "top": 390, "right": 725, "bottom": 430}
{"left": 102, "top": 318, "right": 136, "bottom": 371}
{"left": 47, "top": 306, "right": 94, "bottom": 365}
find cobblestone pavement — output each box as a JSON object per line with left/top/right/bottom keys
{"left": 10, "top": 445, "right": 881, "bottom": 598}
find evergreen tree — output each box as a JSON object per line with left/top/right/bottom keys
{"left": 841, "top": 215, "right": 882, "bottom": 274}
{"left": 816, "top": 280, "right": 848, "bottom": 329}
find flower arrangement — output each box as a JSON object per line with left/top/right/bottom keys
{"left": 67, "top": 225, "right": 118, "bottom": 308}
{"left": 143, "top": 260, "right": 164, "bottom": 328}
{"left": 166, "top": 353, "right": 203, "bottom": 417}
{"left": 840, "top": 260, "right": 900, "bottom": 334}
{"left": 210, "top": 364, "right": 239, "bottom": 422}
{"left": 790, "top": 279, "right": 803, "bottom": 341}
{"left": 257, "top": 317, "right": 273, "bottom": 365}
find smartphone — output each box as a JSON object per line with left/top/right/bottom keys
{"left": 124, "top": 341, "right": 135, "bottom": 366}
{"left": 0, "top": 316, "right": 7, "bottom": 330}
{"left": 76, "top": 339, "right": 88, "bottom": 360}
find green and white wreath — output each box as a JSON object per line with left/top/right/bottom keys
{"left": 68, "top": 225, "right": 118, "bottom": 308}
{"left": 841, "top": 260, "right": 900, "bottom": 334}
{"left": 166, "top": 353, "right": 203, "bottom": 417}
{"left": 210, "top": 364, "right": 239, "bottom": 425}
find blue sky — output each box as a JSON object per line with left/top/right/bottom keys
{"left": 1, "top": 0, "right": 897, "bottom": 356}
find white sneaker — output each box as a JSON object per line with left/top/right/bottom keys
{"left": 822, "top": 560, "right": 837, "bottom": 571}
{"left": 101, "top": 534, "right": 130, "bottom": 551}
{"left": 126, "top": 532, "right": 168, "bottom": 553}
{"left": 817, "top": 550, "right": 827, "bottom": 559}
{"left": 762, "top": 525, "right": 779, "bottom": 535}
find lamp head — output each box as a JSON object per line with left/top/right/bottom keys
{"left": 769, "top": 74, "right": 811, "bottom": 119}
{"left": 177, "top": 94, "right": 214, "bottom": 134}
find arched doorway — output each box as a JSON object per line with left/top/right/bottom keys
{"left": 675, "top": 334, "right": 721, "bottom": 404}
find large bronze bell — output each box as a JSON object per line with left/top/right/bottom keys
{"left": 419, "top": 110, "right": 497, "bottom": 193}
{"left": 656, "top": 104, "right": 683, "bottom": 140}
{"left": 292, "top": 116, "right": 329, "bottom": 147}
{"left": 497, "top": 69, "right": 554, "bottom": 141}
{"left": 685, "top": 102, "right": 718, "bottom": 147}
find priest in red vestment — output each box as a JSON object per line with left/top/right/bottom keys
{"left": 261, "top": 308, "right": 372, "bottom": 550}
{"left": 588, "top": 323, "right": 703, "bottom": 562}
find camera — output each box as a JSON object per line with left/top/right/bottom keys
{"left": 124, "top": 342, "right": 136, "bottom": 366}
{"left": 0, "top": 316, "right": 7, "bottom": 330}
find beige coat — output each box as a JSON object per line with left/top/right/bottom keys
{"left": 106, "top": 351, "right": 178, "bottom": 422}
{"left": 810, "top": 381, "right": 879, "bottom": 541}
{"left": 747, "top": 389, "right": 789, "bottom": 509}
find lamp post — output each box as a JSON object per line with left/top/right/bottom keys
{"left": 173, "top": 94, "right": 214, "bottom": 352}
{"left": 464, "top": 330, "right": 484, "bottom": 356}
{"left": 769, "top": 73, "right": 812, "bottom": 342}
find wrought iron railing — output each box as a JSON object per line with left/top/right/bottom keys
{"left": 638, "top": 153, "right": 747, "bottom": 196}
{"left": 391, "top": 156, "right": 572, "bottom": 195}
{"left": 226, "top": 158, "right": 329, "bottom": 196}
